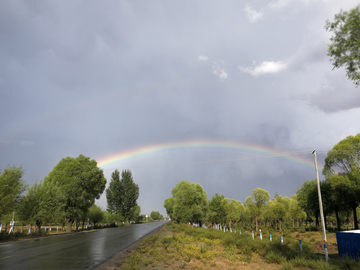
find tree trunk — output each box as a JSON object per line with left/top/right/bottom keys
{"left": 82, "top": 220, "right": 85, "bottom": 230}
{"left": 352, "top": 206, "right": 359, "bottom": 230}
{"left": 36, "top": 221, "right": 41, "bottom": 234}
{"left": 292, "top": 218, "right": 295, "bottom": 229}
{"left": 315, "top": 213, "right": 319, "bottom": 229}
{"left": 66, "top": 217, "right": 73, "bottom": 233}
{"left": 255, "top": 215, "right": 258, "bottom": 232}
{"left": 4, "top": 223, "right": 7, "bottom": 233}
{"left": 335, "top": 210, "right": 341, "bottom": 231}
{"left": 279, "top": 220, "right": 282, "bottom": 232}
{"left": 21, "top": 224, "right": 23, "bottom": 233}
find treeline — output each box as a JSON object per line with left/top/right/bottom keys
{"left": 164, "top": 134, "right": 360, "bottom": 232}
{"left": 0, "top": 154, "right": 143, "bottom": 234}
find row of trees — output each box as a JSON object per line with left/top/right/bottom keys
{"left": 164, "top": 134, "right": 360, "bottom": 232}
{"left": 0, "top": 154, "right": 142, "bottom": 233}
{"left": 163, "top": 181, "right": 305, "bottom": 232}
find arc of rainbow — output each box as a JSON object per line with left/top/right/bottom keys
{"left": 96, "top": 139, "right": 321, "bottom": 169}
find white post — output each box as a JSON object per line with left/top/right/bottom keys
{"left": 0, "top": 224, "right": 2, "bottom": 232}
{"left": 324, "top": 244, "right": 328, "bottom": 262}
{"left": 260, "top": 232, "right": 262, "bottom": 240}
{"left": 281, "top": 236, "right": 283, "bottom": 245}
{"left": 28, "top": 226, "right": 32, "bottom": 235}
{"left": 270, "top": 234, "right": 272, "bottom": 241}
{"left": 57, "top": 226, "right": 58, "bottom": 232}
{"left": 300, "top": 240, "right": 302, "bottom": 252}
{"left": 50, "top": 225, "right": 52, "bottom": 232}
{"left": 252, "top": 231, "right": 254, "bottom": 239}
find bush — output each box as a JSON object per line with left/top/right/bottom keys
{"left": 265, "top": 251, "right": 286, "bottom": 264}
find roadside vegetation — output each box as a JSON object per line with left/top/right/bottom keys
{"left": 0, "top": 154, "right": 164, "bottom": 243}
{"left": 122, "top": 222, "right": 360, "bottom": 270}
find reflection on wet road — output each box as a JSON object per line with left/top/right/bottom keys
{"left": 0, "top": 221, "right": 167, "bottom": 270}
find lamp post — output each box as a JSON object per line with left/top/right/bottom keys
{"left": 312, "top": 149, "right": 327, "bottom": 242}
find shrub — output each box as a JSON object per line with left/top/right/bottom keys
{"left": 265, "top": 251, "right": 286, "bottom": 264}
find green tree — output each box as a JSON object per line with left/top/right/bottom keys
{"left": 0, "top": 165, "right": 25, "bottom": 221}
{"left": 297, "top": 180, "right": 320, "bottom": 227}
{"left": 323, "top": 134, "right": 360, "bottom": 229}
{"left": 150, "top": 211, "right": 162, "bottom": 220}
{"left": 163, "top": 197, "right": 175, "bottom": 219}
{"left": 289, "top": 195, "right": 306, "bottom": 228}
{"left": 208, "top": 193, "right": 226, "bottom": 225}
{"left": 129, "top": 205, "right": 141, "bottom": 223}
{"left": 88, "top": 205, "right": 104, "bottom": 227}
{"left": 167, "top": 180, "right": 208, "bottom": 224}
{"left": 45, "top": 154, "right": 106, "bottom": 233}
{"left": 326, "top": 5, "right": 360, "bottom": 86}
{"left": 222, "top": 198, "right": 244, "bottom": 229}
{"left": 245, "top": 188, "right": 270, "bottom": 231}
{"left": 17, "top": 180, "right": 65, "bottom": 233}
{"left": 106, "top": 169, "right": 139, "bottom": 222}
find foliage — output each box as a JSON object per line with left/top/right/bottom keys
{"left": 0, "top": 165, "right": 25, "bottom": 221}
{"left": 323, "top": 134, "right": 360, "bottom": 229}
{"left": 106, "top": 169, "right": 139, "bottom": 222}
{"left": 167, "top": 180, "right": 208, "bottom": 224}
{"left": 207, "top": 193, "right": 226, "bottom": 224}
{"left": 45, "top": 154, "right": 106, "bottom": 232}
{"left": 88, "top": 205, "right": 104, "bottom": 226}
{"left": 17, "top": 180, "right": 65, "bottom": 232}
{"left": 150, "top": 211, "right": 163, "bottom": 220}
{"left": 326, "top": 5, "right": 360, "bottom": 86}
{"left": 163, "top": 197, "right": 175, "bottom": 219}
{"left": 245, "top": 188, "right": 269, "bottom": 231}
{"left": 221, "top": 197, "right": 244, "bottom": 228}
{"left": 129, "top": 205, "right": 141, "bottom": 223}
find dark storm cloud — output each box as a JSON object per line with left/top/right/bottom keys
{"left": 1, "top": 0, "right": 360, "bottom": 216}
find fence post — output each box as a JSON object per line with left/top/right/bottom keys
{"left": 0, "top": 224, "right": 2, "bottom": 232}
{"left": 270, "top": 234, "right": 272, "bottom": 241}
{"left": 260, "top": 232, "right": 262, "bottom": 240}
{"left": 28, "top": 226, "right": 32, "bottom": 235}
{"left": 300, "top": 240, "right": 302, "bottom": 252}
{"left": 252, "top": 231, "right": 254, "bottom": 239}
{"left": 281, "top": 236, "right": 283, "bottom": 245}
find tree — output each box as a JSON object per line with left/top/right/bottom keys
{"left": 166, "top": 180, "right": 208, "bottom": 224}
{"left": 0, "top": 165, "right": 25, "bottom": 220}
{"left": 129, "top": 205, "right": 141, "bottom": 223}
{"left": 45, "top": 154, "right": 107, "bottom": 233}
{"left": 323, "top": 134, "right": 360, "bottom": 229}
{"left": 208, "top": 193, "right": 227, "bottom": 225}
{"left": 106, "top": 169, "right": 139, "bottom": 222}
{"left": 88, "top": 205, "right": 104, "bottom": 227}
{"left": 17, "top": 180, "right": 65, "bottom": 233}
{"left": 297, "top": 180, "right": 320, "bottom": 227}
{"left": 150, "top": 211, "right": 163, "bottom": 220}
{"left": 245, "top": 188, "right": 270, "bottom": 231}
{"left": 326, "top": 5, "right": 360, "bottom": 86}
{"left": 289, "top": 195, "right": 306, "bottom": 228}
{"left": 163, "top": 197, "right": 175, "bottom": 219}
{"left": 222, "top": 198, "right": 244, "bottom": 229}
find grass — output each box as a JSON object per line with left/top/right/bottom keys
{"left": 121, "top": 222, "right": 360, "bottom": 270}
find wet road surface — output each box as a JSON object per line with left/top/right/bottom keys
{"left": 0, "top": 221, "right": 167, "bottom": 270}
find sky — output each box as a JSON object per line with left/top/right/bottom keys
{"left": 1, "top": 0, "right": 360, "bottom": 217}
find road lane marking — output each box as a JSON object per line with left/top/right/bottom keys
{"left": 0, "top": 253, "right": 24, "bottom": 260}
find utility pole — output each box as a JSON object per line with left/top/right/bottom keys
{"left": 312, "top": 149, "right": 327, "bottom": 242}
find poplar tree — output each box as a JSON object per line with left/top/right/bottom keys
{"left": 106, "top": 169, "right": 139, "bottom": 222}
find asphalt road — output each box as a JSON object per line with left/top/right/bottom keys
{"left": 0, "top": 221, "right": 167, "bottom": 270}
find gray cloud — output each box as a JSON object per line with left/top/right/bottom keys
{"left": 1, "top": 0, "right": 360, "bottom": 216}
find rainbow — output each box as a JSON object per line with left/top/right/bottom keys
{"left": 96, "top": 139, "right": 321, "bottom": 169}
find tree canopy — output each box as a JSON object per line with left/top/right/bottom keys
{"left": 106, "top": 169, "right": 139, "bottom": 222}
{"left": 45, "top": 154, "right": 106, "bottom": 232}
{"left": 0, "top": 165, "right": 25, "bottom": 221}
{"left": 326, "top": 5, "right": 360, "bottom": 86}
{"left": 166, "top": 180, "right": 208, "bottom": 224}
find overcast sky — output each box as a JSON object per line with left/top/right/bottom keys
{"left": 1, "top": 0, "right": 360, "bottom": 217}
